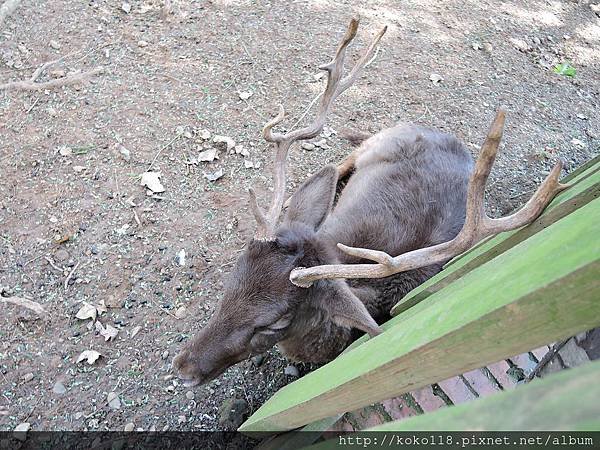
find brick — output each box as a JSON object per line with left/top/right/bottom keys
{"left": 558, "top": 338, "right": 590, "bottom": 368}
{"left": 462, "top": 369, "right": 500, "bottom": 397}
{"left": 351, "top": 406, "right": 386, "bottom": 430}
{"left": 486, "top": 360, "right": 517, "bottom": 389}
{"left": 539, "top": 357, "right": 563, "bottom": 377}
{"left": 508, "top": 353, "right": 538, "bottom": 377}
{"left": 530, "top": 346, "right": 548, "bottom": 362}
{"left": 380, "top": 396, "right": 420, "bottom": 421}
{"left": 410, "top": 386, "right": 446, "bottom": 412}
{"left": 437, "top": 377, "right": 477, "bottom": 405}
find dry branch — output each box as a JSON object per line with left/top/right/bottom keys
{"left": 0, "top": 60, "right": 104, "bottom": 92}
{"left": 1, "top": 296, "right": 46, "bottom": 315}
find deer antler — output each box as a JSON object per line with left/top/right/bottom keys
{"left": 290, "top": 110, "right": 570, "bottom": 287}
{"left": 250, "top": 18, "right": 387, "bottom": 240}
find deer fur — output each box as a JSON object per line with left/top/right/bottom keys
{"left": 173, "top": 123, "right": 473, "bottom": 386}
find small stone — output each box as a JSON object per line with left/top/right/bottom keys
{"left": 137, "top": 40, "right": 149, "bottom": 48}
{"left": 571, "top": 138, "right": 586, "bottom": 148}
{"left": 107, "top": 392, "right": 121, "bottom": 409}
{"left": 54, "top": 249, "right": 70, "bottom": 262}
{"left": 313, "top": 139, "right": 329, "bottom": 149}
{"left": 251, "top": 354, "right": 264, "bottom": 367}
{"left": 472, "top": 42, "right": 481, "bottom": 51}
{"left": 185, "top": 391, "right": 194, "bottom": 400}
{"left": 53, "top": 381, "right": 67, "bottom": 395}
{"left": 49, "top": 40, "right": 61, "bottom": 50}
{"left": 533, "top": 36, "right": 541, "bottom": 45}
{"left": 482, "top": 42, "right": 493, "bottom": 54}
{"left": 58, "top": 146, "right": 72, "bottom": 157}
{"left": 73, "top": 165, "right": 86, "bottom": 173}
{"left": 199, "top": 129, "right": 211, "bottom": 140}
{"left": 176, "top": 249, "right": 186, "bottom": 266}
{"left": 22, "top": 373, "right": 34, "bottom": 383}
{"left": 162, "top": 350, "right": 169, "bottom": 360}
{"left": 14, "top": 423, "right": 30, "bottom": 440}
{"left": 124, "top": 423, "right": 135, "bottom": 432}
{"left": 178, "top": 415, "right": 186, "bottom": 424}
{"left": 218, "top": 398, "right": 249, "bottom": 429}
{"left": 301, "top": 142, "right": 315, "bottom": 151}
{"left": 284, "top": 365, "right": 299, "bottom": 377}
{"left": 175, "top": 306, "right": 187, "bottom": 319}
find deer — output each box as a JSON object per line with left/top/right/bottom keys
{"left": 173, "top": 18, "right": 568, "bottom": 387}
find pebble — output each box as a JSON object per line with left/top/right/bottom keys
{"left": 284, "top": 365, "right": 299, "bottom": 377}
{"left": 21, "top": 373, "right": 34, "bottom": 383}
{"left": 107, "top": 392, "right": 121, "bottom": 409}
{"left": 482, "top": 43, "right": 493, "bottom": 54}
{"left": 52, "top": 381, "right": 66, "bottom": 395}
{"left": 185, "top": 391, "right": 194, "bottom": 400}
{"left": 218, "top": 398, "right": 249, "bottom": 429}
{"left": 54, "top": 249, "right": 70, "bottom": 262}
{"left": 301, "top": 142, "right": 315, "bottom": 151}
{"left": 162, "top": 350, "right": 169, "bottom": 360}
{"left": 124, "top": 423, "right": 135, "bottom": 432}
{"left": 49, "top": 40, "right": 60, "bottom": 50}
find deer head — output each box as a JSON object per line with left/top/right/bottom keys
{"left": 173, "top": 18, "right": 386, "bottom": 387}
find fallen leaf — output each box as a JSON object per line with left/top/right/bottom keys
{"left": 203, "top": 169, "right": 224, "bottom": 182}
{"left": 130, "top": 325, "right": 142, "bottom": 338}
{"left": 76, "top": 350, "right": 101, "bottom": 365}
{"left": 76, "top": 302, "right": 97, "bottom": 321}
{"left": 96, "top": 299, "right": 107, "bottom": 316}
{"left": 213, "top": 135, "right": 235, "bottom": 151}
{"left": 58, "top": 146, "right": 72, "bottom": 157}
{"left": 234, "top": 145, "right": 250, "bottom": 157}
{"left": 198, "top": 148, "right": 218, "bottom": 162}
{"left": 429, "top": 73, "right": 443, "bottom": 84}
{"left": 95, "top": 321, "right": 119, "bottom": 341}
{"left": 140, "top": 171, "right": 165, "bottom": 193}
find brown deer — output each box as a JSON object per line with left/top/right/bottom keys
{"left": 173, "top": 18, "right": 568, "bottom": 387}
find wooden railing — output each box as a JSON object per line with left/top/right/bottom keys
{"left": 239, "top": 156, "right": 600, "bottom": 436}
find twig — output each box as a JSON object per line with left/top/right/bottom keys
{"left": 147, "top": 134, "right": 181, "bottom": 171}
{"left": 0, "top": 0, "right": 22, "bottom": 28}
{"left": 1, "top": 296, "right": 46, "bottom": 315}
{"left": 44, "top": 256, "right": 63, "bottom": 272}
{"left": 25, "top": 97, "right": 40, "bottom": 114}
{"left": 64, "top": 261, "right": 81, "bottom": 290}
{"left": 0, "top": 66, "right": 104, "bottom": 91}
{"left": 525, "top": 339, "right": 570, "bottom": 382}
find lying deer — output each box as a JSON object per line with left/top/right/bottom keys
{"left": 173, "top": 19, "right": 567, "bottom": 387}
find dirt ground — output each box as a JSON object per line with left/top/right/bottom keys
{"left": 0, "top": 0, "right": 598, "bottom": 433}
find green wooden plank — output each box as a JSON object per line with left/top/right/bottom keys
{"left": 442, "top": 157, "right": 599, "bottom": 270}
{"left": 562, "top": 153, "right": 600, "bottom": 183}
{"left": 391, "top": 164, "right": 600, "bottom": 316}
{"left": 239, "top": 199, "right": 600, "bottom": 433}
{"left": 304, "top": 361, "right": 600, "bottom": 449}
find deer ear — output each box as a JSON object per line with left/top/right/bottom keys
{"left": 283, "top": 165, "right": 338, "bottom": 230}
{"left": 317, "top": 280, "right": 382, "bottom": 338}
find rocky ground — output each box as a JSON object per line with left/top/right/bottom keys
{"left": 0, "top": 0, "right": 598, "bottom": 434}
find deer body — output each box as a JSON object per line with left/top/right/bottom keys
{"left": 277, "top": 123, "right": 473, "bottom": 363}
{"left": 173, "top": 19, "right": 566, "bottom": 388}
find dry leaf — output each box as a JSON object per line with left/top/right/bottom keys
{"left": 198, "top": 148, "right": 218, "bottom": 162}
{"left": 130, "top": 325, "right": 142, "bottom": 338}
{"left": 203, "top": 169, "right": 224, "bottom": 182}
{"left": 96, "top": 299, "right": 107, "bottom": 316}
{"left": 234, "top": 145, "right": 250, "bottom": 157}
{"left": 140, "top": 171, "right": 165, "bottom": 193}
{"left": 76, "top": 350, "right": 101, "bottom": 365}
{"left": 75, "top": 302, "right": 97, "bottom": 321}
{"left": 213, "top": 135, "right": 235, "bottom": 151}
{"left": 96, "top": 322, "right": 119, "bottom": 341}
{"left": 429, "top": 73, "right": 443, "bottom": 84}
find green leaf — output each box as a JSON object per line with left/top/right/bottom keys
{"left": 554, "top": 62, "right": 576, "bottom": 77}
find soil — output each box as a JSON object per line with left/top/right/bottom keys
{"left": 0, "top": 0, "right": 598, "bottom": 433}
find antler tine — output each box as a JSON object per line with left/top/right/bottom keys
{"left": 290, "top": 110, "right": 570, "bottom": 287}
{"left": 251, "top": 18, "right": 387, "bottom": 240}
{"left": 248, "top": 188, "right": 270, "bottom": 240}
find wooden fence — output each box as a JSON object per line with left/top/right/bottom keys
{"left": 239, "top": 155, "right": 600, "bottom": 437}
